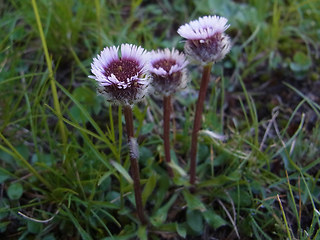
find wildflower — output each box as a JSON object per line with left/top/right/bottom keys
{"left": 177, "top": 15, "right": 231, "bottom": 64}
{"left": 177, "top": 15, "right": 232, "bottom": 185}
{"left": 149, "top": 48, "right": 188, "bottom": 96}
{"left": 89, "top": 44, "right": 148, "bottom": 224}
{"left": 89, "top": 43, "right": 150, "bottom": 105}
{"left": 148, "top": 48, "right": 188, "bottom": 178}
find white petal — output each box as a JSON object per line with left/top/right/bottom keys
{"left": 177, "top": 15, "right": 230, "bottom": 40}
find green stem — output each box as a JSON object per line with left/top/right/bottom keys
{"left": 189, "top": 63, "right": 213, "bottom": 185}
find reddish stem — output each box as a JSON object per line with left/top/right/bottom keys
{"left": 163, "top": 95, "right": 174, "bottom": 178}
{"left": 123, "top": 105, "right": 147, "bottom": 225}
{"left": 189, "top": 63, "right": 213, "bottom": 185}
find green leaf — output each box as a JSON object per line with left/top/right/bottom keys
{"left": 16, "top": 144, "right": 30, "bottom": 161}
{"left": 31, "top": 153, "right": 55, "bottom": 166}
{"left": 150, "top": 194, "right": 178, "bottom": 227}
{"left": 0, "top": 168, "right": 11, "bottom": 183}
{"left": 90, "top": 209, "right": 115, "bottom": 239}
{"left": 175, "top": 223, "right": 187, "bottom": 238}
{"left": 182, "top": 190, "right": 206, "bottom": 211}
{"left": 137, "top": 225, "right": 147, "bottom": 240}
{"left": 110, "top": 160, "right": 133, "bottom": 184}
{"left": 132, "top": 105, "right": 145, "bottom": 122}
{"left": 52, "top": 187, "right": 79, "bottom": 197}
{"left": 69, "top": 105, "right": 87, "bottom": 124}
{"left": 62, "top": 205, "right": 93, "bottom": 240}
{"left": 72, "top": 86, "right": 103, "bottom": 116}
{"left": 140, "top": 123, "right": 154, "bottom": 135}
{"left": 186, "top": 209, "right": 203, "bottom": 234}
{"left": 72, "top": 86, "right": 94, "bottom": 102}
{"left": 0, "top": 150, "right": 13, "bottom": 164}
{"left": 89, "top": 200, "right": 119, "bottom": 210}
{"left": 169, "top": 161, "right": 187, "bottom": 178}
{"left": 0, "top": 198, "right": 9, "bottom": 220}
{"left": 290, "top": 51, "right": 312, "bottom": 72}
{"left": 98, "top": 171, "right": 112, "bottom": 186}
{"left": 228, "top": 170, "right": 241, "bottom": 181}
{"left": 153, "top": 175, "right": 170, "bottom": 210}
{"left": 198, "top": 144, "right": 209, "bottom": 162}
{"left": 230, "top": 188, "right": 252, "bottom": 207}
{"left": 139, "top": 147, "right": 153, "bottom": 162}
{"left": 198, "top": 175, "right": 238, "bottom": 188}
{"left": 27, "top": 220, "right": 43, "bottom": 234}
{"left": 42, "top": 234, "right": 56, "bottom": 240}
{"left": 142, "top": 173, "right": 157, "bottom": 206}
{"left": 10, "top": 144, "right": 30, "bottom": 168}
{"left": 0, "top": 221, "right": 10, "bottom": 233}
{"left": 203, "top": 209, "right": 228, "bottom": 230}
{"left": 7, "top": 182, "right": 23, "bottom": 200}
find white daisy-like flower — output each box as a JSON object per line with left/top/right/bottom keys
{"left": 89, "top": 43, "right": 150, "bottom": 105}
{"left": 177, "top": 15, "right": 231, "bottom": 64}
{"left": 149, "top": 48, "right": 188, "bottom": 96}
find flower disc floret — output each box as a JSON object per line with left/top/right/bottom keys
{"left": 90, "top": 44, "right": 150, "bottom": 105}
{"left": 149, "top": 48, "right": 188, "bottom": 96}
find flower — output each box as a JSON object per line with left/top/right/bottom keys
{"left": 149, "top": 48, "right": 188, "bottom": 96}
{"left": 177, "top": 15, "right": 231, "bottom": 64}
{"left": 89, "top": 43, "right": 150, "bottom": 105}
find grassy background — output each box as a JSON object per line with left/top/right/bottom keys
{"left": 1, "top": 0, "right": 320, "bottom": 239}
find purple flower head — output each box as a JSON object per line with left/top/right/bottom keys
{"left": 177, "top": 15, "right": 231, "bottom": 64}
{"left": 149, "top": 48, "right": 188, "bottom": 96}
{"left": 89, "top": 44, "right": 150, "bottom": 105}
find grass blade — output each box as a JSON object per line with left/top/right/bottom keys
{"left": 31, "top": 0, "right": 67, "bottom": 146}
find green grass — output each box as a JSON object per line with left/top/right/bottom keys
{"left": 1, "top": 0, "right": 320, "bottom": 239}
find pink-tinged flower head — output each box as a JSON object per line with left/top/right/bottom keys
{"left": 177, "top": 15, "right": 231, "bottom": 64}
{"left": 149, "top": 48, "right": 188, "bottom": 96}
{"left": 89, "top": 44, "right": 150, "bottom": 105}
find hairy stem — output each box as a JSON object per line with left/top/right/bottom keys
{"left": 123, "top": 105, "right": 147, "bottom": 225}
{"left": 163, "top": 95, "right": 174, "bottom": 178}
{"left": 189, "top": 63, "right": 213, "bottom": 185}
